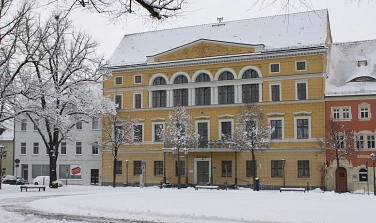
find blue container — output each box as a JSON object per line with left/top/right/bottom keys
{"left": 255, "top": 178, "right": 260, "bottom": 191}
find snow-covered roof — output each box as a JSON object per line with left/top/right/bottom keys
{"left": 109, "top": 9, "right": 330, "bottom": 67}
{"left": 0, "top": 120, "right": 14, "bottom": 140}
{"left": 326, "top": 39, "right": 376, "bottom": 96}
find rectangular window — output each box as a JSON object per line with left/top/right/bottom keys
{"left": 360, "top": 108, "right": 369, "bottom": 119}
{"left": 270, "top": 63, "right": 280, "bottom": 73}
{"left": 271, "top": 160, "right": 283, "bottom": 177}
{"left": 134, "top": 93, "right": 142, "bottom": 108}
{"left": 175, "top": 161, "right": 185, "bottom": 176}
{"left": 333, "top": 108, "right": 340, "bottom": 120}
{"left": 115, "top": 126, "right": 123, "bottom": 141}
{"left": 21, "top": 143, "right": 26, "bottom": 155}
{"left": 298, "top": 160, "right": 310, "bottom": 178}
{"left": 198, "top": 122, "right": 208, "bottom": 141}
{"left": 218, "top": 85, "right": 234, "bottom": 104}
{"left": 368, "top": 136, "right": 375, "bottom": 149}
{"left": 154, "top": 161, "right": 163, "bottom": 176}
{"left": 21, "top": 119, "right": 27, "bottom": 131}
{"left": 115, "top": 76, "right": 122, "bottom": 85}
{"left": 297, "top": 82, "right": 307, "bottom": 100}
{"left": 31, "top": 164, "right": 49, "bottom": 178}
{"left": 76, "top": 142, "right": 82, "bottom": 155}
{"left": 195, "top": 87, "right": 211, "bottom": 105}
{"left": 33, "top": 119, "right": 39, "bottom": 131}
{"left": 92, "top": 117, "right": 99, "bottom": 130}
{"left": 134, "top": 161, "right": 142, "bottom": 175}
{"left": 61, "top": 142, "right": 67, "bottom": 155}
{"left": 357, "top": 135, "right": 364, "bottom": 149}
{"left": 246, "top": 160, "right": 256, "bottom": 178}
{"left": 337, "top": 135, "right": 344, "bottom": 149}
{"left": 59, "top": 165, "right": 81, "bottom": 179}
{"left": 154, "top": 124, "right": 163, "bottom": 142}
{"left": 115, "top": 94, "right": 122, "bottom": 109}
{"left": 92, "top": 143, "right": 99, "bottom": 155}
{"left": 297, "top": 118, "right": 309, "bottom": 139}
{"left": 173, "top": 89, "right": 188, "bottom": 106}
{"left": 242, "top": 84, "right": 259, "bottom": 103}
{"left": 222, "top": 161, "right": 232, "bottom": 177}
{"left": 343, "top": 108, "right": 350, "bottom": 119}
{"left": 270, "top": 120, "right": 283, "bottom": 139}
{"left": 76, "top": 121, "right": 83, "bottom": 130}
{"left": 116, "top": 161, "right": 122, "bottom": 175}
{"left": 33, "top": 142, "right": 39, "bottom": 155}
{"left": 152, "top": 90, "right": 167, "bottom": 108}
{"left": 221, "top": 121, "right": 232, "bottom": 140}
{"left": 134, "top": 125, "right": 143, "bottom": 142}
{"left": 271, "top": 84, "right": 280, "bottom": 101}
{"left": 296, "top": 61, "right": 306, "bottom": 71}
{"left": 134, "top": 75, "right": 142, "bottom": 84}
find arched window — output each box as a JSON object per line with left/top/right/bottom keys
{"left": 218, "top": 71, "right": 234, "bottom": 104}
{"left": 359, "top": 168, "right": 367, "bottom": 182}
{"left": 174, "top": 75, "right": 188, "bottom": 84}
{"left": 195, "top": 73, "right": 211, "bottom": 105}
{"left": 242, "top": 69, "right": 260, "bottom": 103}
{"left": 152, "top": 77, "right": 167, "bottom": 107}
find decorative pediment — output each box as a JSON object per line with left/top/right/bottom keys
{"left": 194, "top": 116, "right": 211, "bottom": 120}
{"left": 217, "top": 114, "right": 235, "bottom": 119}
{"left": 292, "top": 111, "right": 312, "bottom": 116}
{"left": 147, "top": 39, "right": 264, "bottom": 63}
{"left": 151, "top": 117, "right": 166, "bottom": 122}
{"left": 267, "top": 112, "right": 285, "bottom": 117}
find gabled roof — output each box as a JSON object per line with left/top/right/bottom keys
{"left": 108, "top": 9, "right": 330, "bottom": 67}
{"left": 326, "top": 39, "right": 376, "bottom": 96}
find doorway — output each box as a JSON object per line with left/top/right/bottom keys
{"left": 335, "top": 167, "right": 347, "bottom": 192}
{"left": 91, "top": 169, "right": 99, "bottom": 185}
{"left": 194, "top": 158, "right": 211, "bottom": 185}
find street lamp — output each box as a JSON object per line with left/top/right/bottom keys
{"left": 125, "top": 160, "right": 129, "bottom": 186}
{"left": 370, "top": 153, "right": 376, "bottom": 196}
{"left": 0, "top": 145, "right": 4, "bottom": 190}
{"left": 281, "top": 157, "right": 286, "bottom": 188}
{"left": 184, "top": 148, "right": 189, "bottom": 185}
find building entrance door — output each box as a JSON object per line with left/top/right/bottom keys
{"left": 91, "top": 169, "right": 99, "bottom": 185}
{"left": 335, "top": 167, "right": 347, "bottom": 192}
{"left": 197, "top": 161, "right": 209, "bottom": 185}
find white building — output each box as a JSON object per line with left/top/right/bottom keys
{"left": 14, "top": 116, "right": 102, "bottom": 185}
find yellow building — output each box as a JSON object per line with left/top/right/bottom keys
{"left": 102, "top": 10, "right": 332, "bottom": 189}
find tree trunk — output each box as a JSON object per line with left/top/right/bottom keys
{"left": 49, "top": 129, "right": 59, "bottom": 188}
{"left": 113, "top": 148, "right": 117, "bottom": 187}
{"left": 177, "top": 146, "right": 181, "bottom": 189}
{"left": 335, "top": 148, "right": 341, "bottom": 194}
{"left": 252, "top": 149, "right": 256, "bottom": 191}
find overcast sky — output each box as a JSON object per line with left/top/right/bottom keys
{"left": 52, "top": 0, "right": 376, "bottom": 59}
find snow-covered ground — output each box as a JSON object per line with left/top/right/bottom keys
{"left": 0, "top": 184, "right": 374, "bottom": 223}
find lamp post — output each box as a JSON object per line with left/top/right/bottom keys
{"left": 282, "top": 157, "right": 286, "bottom": 188}
{"left": 0, "top": 145, "right": 4, "bottom": 190}
{"left": 370, "top": 153, "right": 376, "bottom": 196}
{"left": 125, "top": 160, "right": 129, "bottom": 186}
{"left": 184, "top": 148, "right": 189, "bottom": 185}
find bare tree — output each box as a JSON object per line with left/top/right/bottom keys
{"left": 100, "top": 111, "right": 140, "bottom": 187}
{"left": 317, "top": 120, "right": 359, "bottom": 193}
{"left": 12, "top": 12, "right": 115, "bottom": 187}
{"left": 159, "top": 106, "right": 199, "bottom": 189}
{"left": 224, "top": 103, "right": 273, "bottom": 191}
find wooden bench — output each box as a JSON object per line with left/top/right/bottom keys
{"left": 195, "top": 185, "right": 219, "bottom": 190}
{"left": 280, "top": 188, "right": 306, "bottom": 193}
{"left": 20, "top": 185, "right": 46, "bottom": 192}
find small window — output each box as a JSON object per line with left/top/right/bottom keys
{"left": 61, "top": 142, "right": 66, "bottom": 155}
{"left": 298, "top": 160, "right": 310, "bottom": 178}
{"left": 270, "top": 84, "right": 281, "bottom": 101}
{"left": 134, "top": 124, "right": 143, "bottom": 142}
{"left": 116, "top": 160, "right": 122, "bottom": 175}
{"left": 333, "top": 108, "right": 340, "bottom": 120}
{"left": 76, "top": 121, "right": 83, "bottom": 130}
{"left": 368, "top": 136, "right": 375, "bottom": 149}
{"left": 33, "top": 119, "right": 39, "bottom": 131}
{"left": 296, "top": 82, "right": 307, "bottom": 100}
{"left": 296, "top": 61, "right": 306, "bottom": 71}
{"left": 246, "top": 160, "right": 256, "bottom": 178}
{"left": 75, "top": 142, "right": 82, "bottom": 155}
{"left": 115, "top": 76, "right": 122, "bottom": 85}
{"left": 343, "top": 108, "right": 350, "bottom": 119}
{"left": 222, "top": 161, "right": 232, "bottom": 177}
{"left": 271, "top": 160, "right": 283, "bottom": 177}
{"left": 92, "top": 117, "right": 99, "bottom": 130}
{"left": 270, "top": 119, "right": 283, "bottom": 139}
{"left": 175, "top": 161, "right": 185, "bottom": 176}
{"left": 154, "top": 161, "right": 163, "bottom": 176}
{"left": 220, "top": 121, "right": 232, "bottom": 140}
{"left": 115, "top": 94, "right": 122, "bottom": 109}
{"left": 92, "top": 142, "right": 99, "bottom": 155}
{"left": 134, "top": 161, "right": 142, "bottom": 175}
{"left": 360, "top": 108, "right": 369, "bottom": 119}
{"left": 359, "top": 169, "right": 368, "bottom": 182}
{"left": 134, "top": 93, "right": 142, "bottom": 108}
{"left": 296, "top": 118, "right": 309, "bottom": 139}
{"left": 357, "top": 135, "right": 364, "bottom": 149}
{"left": 134, "top": 75, "right": 142, "bottom": 84}
{"left": 153, "top": 124, "right": 164, "bottom": 142}
{"left": 21, "top": 143, "right": 26, "bottom": 155}
{"left": 33, "top": 142, "right": 39, "bottom": 155}
{"left": 21, "top": 119, "right": 27, "bottom": 131}
{"left": 270, "top": 63, "right": 280, "bottom": 73}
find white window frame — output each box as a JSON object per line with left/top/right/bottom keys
{"left": 60, "top": 142, "right": 67, "bottom": 155}
{"left": 269, "top": 62, "right": 280, "bottom": 74}
{"left": 33, "top": 119, "right": 39, "bottom": 131}
{"left": 75, "top": 142, "right": 82, "bottom": 155}
{"left": 331, "top": 107, "right": 352, "bottom": 120}
{"left": 295, "top": 80, "right": 308, "bottom": 100}
{"left": 114, "top": 93, "right": 123, "bottom": 109}
{"left": 332, "top": 108, "right": 340, "bottom": 120}
{"left": 33, "top": 142, "right": 39, "bottom": 155}
{"left": 92, "top": 142, "right": 99, "bottom": 155}
{"left": 269, "top": 82, "right": 281, "bottom": 102}
{"left": 294, "top": 116, "right": 311, "bottom": 139}
{"left": 115, "top": 76, "right": 123, "bottom": 85}
{"left": 133, "top": 123, "right": 144, "bottom": 142}
{"left": 342, "top": 107, "right": 352, "bottom": 120}
{"left": 218, "top": 119, "right": 234, "bottom": 140}
{"left": 20, "top": 142, "right": 27, "bottom": 155}
{"left": 367, "top": 135, "right": 376, "bottom": 149}
{"left": 295, "top": 60, "right": 307, "bottom": 72}
{"left": 268, "top": 117, "right": 284, "bottom": 140}
{"left": 21, "top": 119, "right": 27, "bottom": 131}
{"left": 76, "top": 121, "right": 83, "bottom": 130}
{"left": 152, "top": 122, "right": 165, "bottom": 142}
{"left": 92, "top": 117, "right": 99, "bottom": 130}
{"left": 359, "top": 103, "right": 371, "bottom": 120}
{"left": 134, "top": 75, "right": 142, "bottom": 84}
{"left": 133, "top": 92, "right": 143, "bottom": 109}
{"left": 195, "top": 120, "right": 211, "bottom": 141}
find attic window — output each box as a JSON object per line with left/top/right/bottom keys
{"left": 357, "top": 60, "right": 368, "bottom": 67}
{"left": 348, "top": 76, "right": 376, "bottom": 82}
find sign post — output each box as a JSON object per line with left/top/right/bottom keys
{"left": 65, "top": 165, "right": 69, "bottom": 186}
{"left": 15, "top": 159, "right": 20, "bottom": 186}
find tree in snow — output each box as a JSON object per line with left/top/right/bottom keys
{"left": 99, "top": 110, "right": 140, "bottom": 187}
{"left": 317, "top": 119, "right": 359, "bottom": 193}
{"left": 224, "top": 103, "right": 273, "bottom": 190}
{"left": 11, "top": 12, "right": 115, "bottom": 187}
{"left": 159, "top": 106, "right": 199, "bottom": 189}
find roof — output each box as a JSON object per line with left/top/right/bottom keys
{"left": 108, "top": 9, "right": 330, "bottom": 67}
{"left": 0, "top": 120, "right": 14, "bottom": 141}
{"left": 326, "top": 39, "right": 376, "bottom": 96}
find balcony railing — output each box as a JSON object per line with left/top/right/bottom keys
{"left": 164, "top": 140, "right": 231, "bottom": 149}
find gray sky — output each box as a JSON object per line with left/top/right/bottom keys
{"left": 59, "top": 0, "right": 376, "bottom": 59}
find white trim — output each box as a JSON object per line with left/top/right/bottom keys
{"left": 194, "top": 116, "right": 211, "bottom": 119}
{"left": 292, "top": 111, "right": 312, "bottom": 115}
{"left": 295, "top": 60, "right": 307, "bottom": 72}
{"left": 114, "top": 76, "right": 123, "bottom": 86}
{"left": 194, "top": 158, "right": 211, "bottom": 185}
{"left": 133, "top": 92, "right": 143, "bottom": 109}
{"left": 152, "top": 122, "right": 165, "bottom": 142}
{"left": 358, "top": 102, "right": 371, "bottom": 120}
{"left": 238, "top": 65, "right": 263, "bottom": 79}
{"left": 148, "top": 73, "right": 169, "bottom": 86}
{"left": 294, "top": 116, "right": 311, "bottom": 139}
{"left": 295, "top": 80, "right": 308, "bottom": 100}
{"left": 218, "top": 119, "right": 234, "bottom": 140}
{"left": 151, "top": 117, "right": 166, "bottom": 121}
{"left": 267, "top": 112, "right": 285, "bottom": 117}
{"left": 217, "top": 114, "right": 235, "bottom": 119}
{"left": 269, "top": 82, "right": 281, "bottom": 102}
{"left": 268, "top": 117, "right": 285, "bottom": 140}
{"left": 170, "top": 71, "right": 191, "bottom": 84}
{"left": 134, "top": 74, "right": 142, "bottom": 84}
{"left": 269, "top": 62, "right": 281, "bottom": 74}
{"left": 214, "top": 68, "right": 237, "bottom": 81}
{"left": 195, "top": 120, "right": 210, "bottom": 141}
{"left": 192, "top": 70, "right": 214, "bottom": 82}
